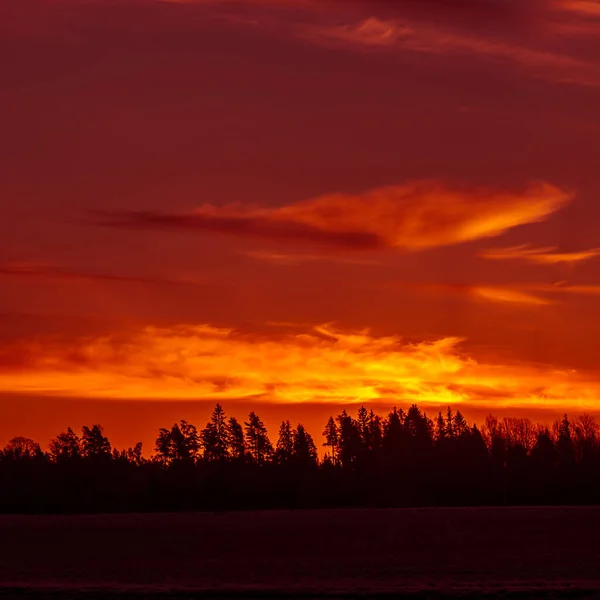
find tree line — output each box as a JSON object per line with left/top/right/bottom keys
{"left": 2, "top": 403, "right": 600, "bottom": 512}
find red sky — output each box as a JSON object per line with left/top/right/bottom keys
{"left": 2, "top": 0, "right": 600, "bottom": 453}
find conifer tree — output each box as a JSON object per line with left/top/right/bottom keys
{"left": 245, "top": 412, "right": 273, "bottom": 464}
{"left": 201, "top": 404, "right": 230, "bottom": 461}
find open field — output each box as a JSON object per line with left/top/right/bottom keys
{"left": 1, "top": 507, "right": 599, "bottom": 598}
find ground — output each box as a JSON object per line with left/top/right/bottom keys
{"left": 1, "top": 507, "right": 599, "bottom": 598}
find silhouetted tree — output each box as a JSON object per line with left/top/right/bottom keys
{"left": 453, "top": 410, "right": 469, "bottom": 438}
{"left": 4, "top": 402, "right": 600, "bottom": 513}
{"left": 226, "top": 416, "right": 245, "bottom": 460}
{"left": 322, "top": 416, "right": 339, "bottom": 464}
{"left": 357, "top": 406, "right": 369, "bottom": 446}
{"left": 556, "top": 414, "right": 575, "bottom": 467}
{"left": 2, "top": 437, "right": 42, "bottom": 460}
{"left": 155, "top": 420, "right": 200, "bottom": 464}
{"left": 445, "top": 407, "right": 454, "bottom": 440}
{"left": 275, "top": 420, "right": 295, "bottom": 464}
{"left": 435, "top": 412, "right": 446, "bottom": 442}
{"left": 404, "top": 405, "right": 432, "bottom": 446}
{"left": 336, "top": 410, "right": 361, "bottom": 469}
{"left": 244, "top": 412, "right": 273, "bottom": 464}
{"left": 81, "top": 425, "right": 111, "bottom": 460}
{"left": 201, "top": 404, "right": 230, "bottom": 462}
{"left": 293, "top": 424, "right": 318, "bottom": 465}
{"left": 382, "top": 407, "right": 406, "bottom": 463}
{"left": 126, "top": 442, "right": 144, "bottom": 466}
{"left": 49, "top": 427, "right": 81, "bottom": 462}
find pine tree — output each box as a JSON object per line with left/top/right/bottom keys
{"left": 244, "top": 412, "right": 273, "bottom": 464}
{"left": 322, "top": 416, "right": 339, "bottom": 464}
{"left": 382, "top": 407, "right": 405, "bottom": 461}
{"left": 435, "top": 412, "right": 446, "bottom": 442}
{"left": 293, "top": 424, "right": 318, "bottom": 464}
{"left": 336, "top": 410, "right": 361, "bottom": 469}
{"left": 357, "top": 406, "right": 369, "bottom": 446}
{"left": 227, "top": 416, "right": 246, "bottom": 460}
{"left": 201, "top": 403, "right": 230, "bottom": 461}
{"left": 453, "top": 410, "right": 469, "bottom": 438}
{"left": 367, "top": 410, "right": 383, "bottom": 454}
{"left": 275, "top": 420, "right": 295, "bottom": 464}
{"left": 445, "top": 407, "right": 454, "bottom": 439}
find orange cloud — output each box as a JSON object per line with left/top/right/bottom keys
{"left": 469, "top": 286, "right": 553, "bottom": 306}
{"left": 395, "top": 280, "right": 600, "bottom": 307}
{"left": 1, "top": 324, "right": 599, "bottom": 411}
{"left": 386, "top": 281, "right": 555, "bottom": 307}
{"left": 100, "top": 180, "right": 572, "bottom": 252}
{"left": 479, "top": 245, "right": 600, "bottom": 265}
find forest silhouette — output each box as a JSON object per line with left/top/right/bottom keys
{"left": 2, "top": 403, "right": 600, "bottom": 513}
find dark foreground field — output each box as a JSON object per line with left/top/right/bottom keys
{"left": 1, "top": 507, "right": 599, "bottom": 599}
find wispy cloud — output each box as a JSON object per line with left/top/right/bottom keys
{"left": 479, "top": 245, "right": 600, "bottom": 265}
{"left": 387, "top": 279, "right": 600, "bottom": 307}
{"left": 304, "top": 16, "right": 600, "bottom": 86}
{"left": 470, "top": 285, "right": 554, "bottom": 306}
{"left": 386, "top": 281, "right": 555, "bottom": 307}
{"left": 97, "top": 180, "right": 572, "bottom": 253}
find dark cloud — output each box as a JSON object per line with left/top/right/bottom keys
{"left": 94, "top": 210, "right": 383, "bottom": 250}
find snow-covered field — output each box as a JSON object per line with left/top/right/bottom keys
{"left": 1, "top": 507, "right": 599, "bottom": 598}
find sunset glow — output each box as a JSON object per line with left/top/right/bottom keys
{"left": 2, "top": 0, "right": 600, "bottom": 450}
{"left": 2, "top": 325, "right": 600, "bottom": 413}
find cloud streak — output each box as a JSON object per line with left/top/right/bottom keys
{"left": 302, "top": 14, "right": 600, "bottom": 87}
{"left": 479, "top": 245, "right": 600, "bottom": 265}
{"left": 388, "top": 279, "right": 600, "bottom": 307}
{"left": 98, "top": 180, "right": 572, "bottom": 253}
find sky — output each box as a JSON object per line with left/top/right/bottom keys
{"left": 2, "top": 0, "right": 600, "bottom": 452}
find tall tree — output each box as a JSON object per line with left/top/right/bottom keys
{"left": 435, "top": 412, "right": 446, "bottom": 442}
{"left": 201, "top": 404, "right": 230, "bottom": 462}
{"left": 382, "top": 407, "right": 406, "bottom": 462}
{"left": 227, "top": 417, "right": 245, "bottom": 460}
{"left": 356, "top": 406, "right": 369, "bottom": 446}
{"left": 445, "top": 407, "right": 455, "bottom": 440}
{"left": 336, "top": 410, "right": 361, "bottom": 469}
{"left": 322, "top": 416, "right": 339, "bottom": 464}
{"left": 244, "top": 412, "right": 273, "bottom": 464}
{"left": 275, "top": 420, "right": 295, "bottom": 464}
{"left": 453, "top": 411, "right": 469, "bottom": 438}
{"left": 367, "top": 410, "right": 383, "bottom": 454}
{"left": 293, "top": 424, "right": 318, "bottom": 465}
